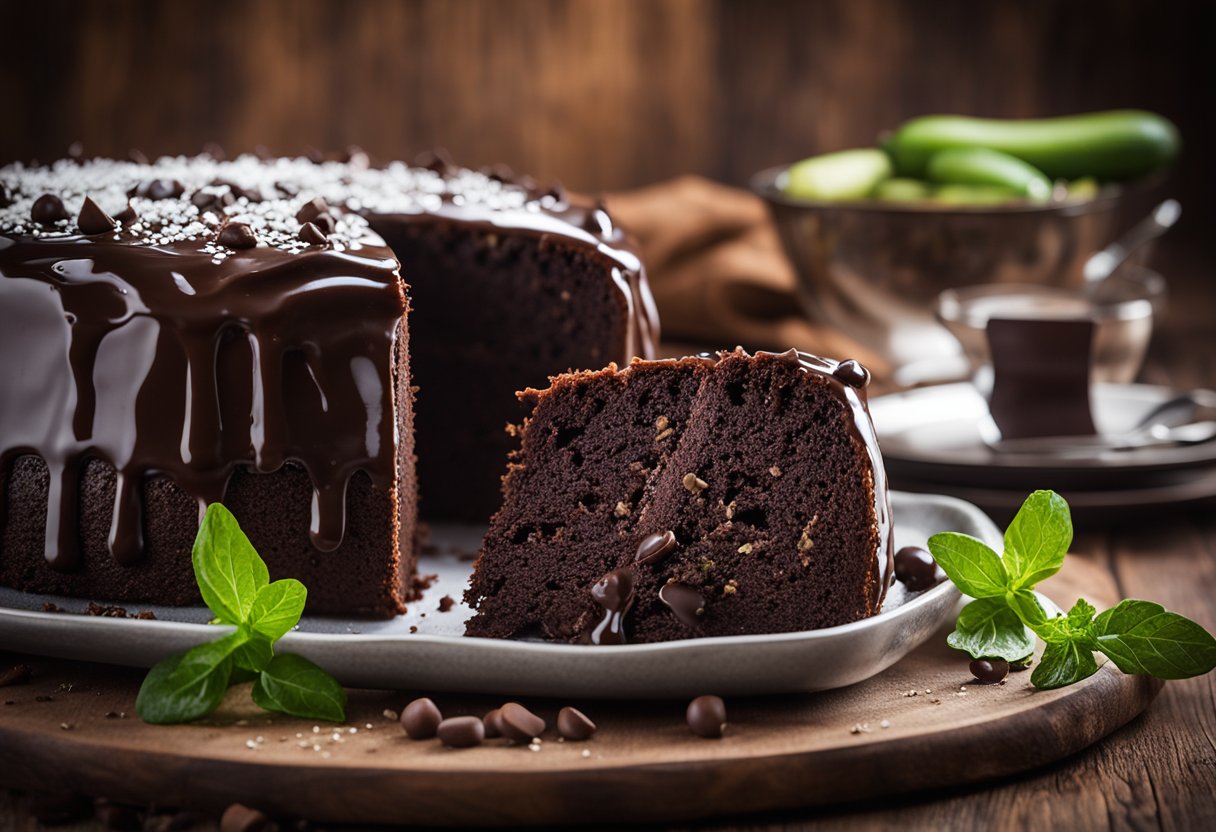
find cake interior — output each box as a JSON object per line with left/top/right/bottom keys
{"left": 376, "top": 219, "right": 631, "bottom": 523}
{"left": 465, "top": 351, "right": 885, "bottom": 643}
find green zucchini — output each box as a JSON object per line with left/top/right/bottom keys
{"left": 926, "top": 148, "right": 1052, "bottom": 203}
{"left": 931, "top": 184, "right": 1023, "bottom": 206}
{"left": 871, "top": 178, "right": 933, "bottom": 202}
{"left": 783, "top": 148, "right": 892, "bottom": 201}
{"left": 884, "top": 110, "right": 1179, "bottom": 181}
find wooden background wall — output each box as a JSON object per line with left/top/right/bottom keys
{"left": 1, "top": 0, "right": 1212, "bottom": 236}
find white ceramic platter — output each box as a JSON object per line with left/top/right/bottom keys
{"left": 0, "top": 492, "right": 994, "bottom": 699}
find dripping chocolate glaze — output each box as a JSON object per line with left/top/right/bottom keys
{"left": 0, "top": 236, "right": 404, "bottom": 571}
{"left": 0, "top": 152, "right": 656, "bottom": 571}
{"left": 0, "top": 153, "right": 656, "bottom": 572}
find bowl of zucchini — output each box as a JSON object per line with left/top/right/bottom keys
{"left": 753, "top": 110, "right": 1179, "bottom": 384}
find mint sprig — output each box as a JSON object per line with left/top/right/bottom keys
{"left": 930, "top": 490, "right": 1216, "bottom": 690}
{"left": 136, "top": 504, "right": 346, "bottom": 724}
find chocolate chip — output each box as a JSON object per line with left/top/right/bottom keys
{"left": 635, "top": 530, "right": 678, "bottom": 565}
{"left": 77, "top": 196, "right": 117, "bottom": 235}
{"left": 130, "top": 179, "right": 185, "bottom": 201}
{"left": 0, "top": 663, "right": 32, "bottom": 687}
{"left": 498, "top": 702, "right": 546, "bottom": 743}
{"left": 295, "top": 196, "right": 330, "bottom": 225}
{"left": 220, "top": 803, "right": 271, "bottom": 832}
{"left": 217, "top": 222, "right": 258, "bottom": 249}
{"left": 482, "top": 708, "right": 504, "bottom": 738}
{"left": 686, "top": 695, "right": 726, "bottom": 738}
{"left": 94, "top": 799, "right": 142, "bottom": 831}
{"left": 400, "top": 697, "right": 443, "bottom": 739}
{"left": 192, "top": 188, "right": 235, "bottom": 211}
{"left": 113, "top": 202, "right": 137, "bottom": 225}
{"left": 312, "top": 213, "right": 336, "bottom": 234}
{"left": 969, "top": 658, "right": 1010, "bottom": 684}
{"left": 31, "top": 194, "right": 69, "bottom": 224}
{"left": 297, "top": 221, "right": 328, "bottom": 246}
{"left": 893, "top": 546, "right": 938, "bottom": 592}
{"left": 556, "top": 707, "right": 596, "bottom": 741}
{"left": 437, "top": 715, "right": 485, "bottom": 748}
{"left": 832, "top": 359, "right": 870, "bottom": 389}
{"left": 659, "top": 583, "right": 706, "bottom": 628}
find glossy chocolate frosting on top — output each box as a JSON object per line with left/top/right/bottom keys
{"left": 0, "top": 154, "right": 656, "bottom": 572}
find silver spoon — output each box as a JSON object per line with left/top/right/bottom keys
{"left": 1083, "top": 199, "right": 1181, "bottom": 287}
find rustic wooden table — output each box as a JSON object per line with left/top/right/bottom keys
{"left": 2, "top": 245, "right": 1213, "bottom": 830}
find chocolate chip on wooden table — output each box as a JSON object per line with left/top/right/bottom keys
{"left": 557, "top": 706, "right": 597, "bottom": 740}
{"left": 437, "top": 715, "right": 485, "bottom": 748}
{"left": 400, "top": 697, "right": 443, "bottom": 739}
{"left": 686, "top": 695, "right": 727, "bottom": 738}
{"left": 969, "top": 658, "right": 1010, "bottom": 684}
{"left": 499, "top": 702, "right": 546, "bottom": 742}
{"left": 483, "top": 708, "right": 504, "bottom": 738}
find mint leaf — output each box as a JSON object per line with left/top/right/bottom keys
{"left": 232, "top": 631, "right": 274, "bottom": 673}
{"left": 1093, "top": 601, "right": 1216, "bottom": 679}
{"left": 927, "top": 533, "right": 1009, "bottom": 598}
{"left": 248, "top": 579, "right": 307, "bottom": 641}
{"left": 1003, "top": 490, "right": 1072, "bottom": 590}
{"left": 947, "top": 597, "right": 1035, "bottom": 661}
{"left": 1007, "top": 589, "right": 1051, "bottom": 627}
{"left": 1036, "top": 598, "right": 1098, "bottom": 646}
{"left": 1031, "top": 638, "right": 1100, "bottom": 689}
{"left": 136, "top": 633, "right": 241, "bottom": 724}
{"left": 192, "top": 504, "right": 269, "bottom": 625}
{"left": 251, "top": 654, "right": 347, "bottom": 722}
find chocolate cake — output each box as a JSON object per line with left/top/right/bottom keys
{"left": 0, "top": 154, "right": 655, "bottom": 615}
{"left": 465, "top": 349, "right": 892, "bottom": 642}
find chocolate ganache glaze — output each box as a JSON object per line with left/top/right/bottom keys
{"left": 0, "top": 153, "right": 658, "bottom": 600}
{"left": 0, "top": 157, "right": 406, "bottom": 571}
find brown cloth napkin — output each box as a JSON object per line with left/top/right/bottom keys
{"left": 606, "top": 176, "right": 890, "bottom": 377}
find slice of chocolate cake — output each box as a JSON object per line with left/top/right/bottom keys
{"left": 465, "top": 349, "right": 892, "bottom": 642}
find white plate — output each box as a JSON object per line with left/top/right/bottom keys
{"left": 872, "top": 383, "right": 1216, "bottom": 489}
{"left": 0, "top": 492, "right": 994, "bottom": 698}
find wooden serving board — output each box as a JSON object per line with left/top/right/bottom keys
{"left": 0, "top": 557, "right": 1162, "bottom": 827}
